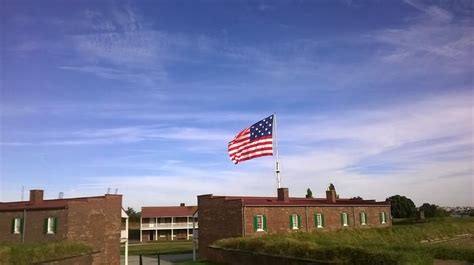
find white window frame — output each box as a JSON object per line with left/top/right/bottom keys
{"left": 256, "top": 215, "right": 264, "bottom": 232}
{"left": 316, "top": 213, "right": 323, "bottom": 228}
{"left": 13, "top": 218, "right": 21, "bottom": 234}
{"left": 291, "top": 214, "right": 299, "bottom": 230}
{"left": 47, "top": 217, "right": 55, "bottom": 234}
{"left": 342, "top": 213, "right": 348, "bottom": 227}
{"left": 381, "top": 212, "right": 386, "bottom": 224}
{"left": 361, "top": 212, "right": 367, "bottom": 225}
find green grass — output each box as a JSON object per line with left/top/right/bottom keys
{"left": 175, "top": 260, "right": 218, "bottom": 265}
{"left": 0, "top": 241, "right": 94, "bottom": 265}
{"left": 122, "top": 241, "right": 193, "bottom": 255}
{"left": 216, "top": 217, "right": 474, "bottom": 265}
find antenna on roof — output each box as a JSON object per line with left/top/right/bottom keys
{"left": 58, "top": 192, "right": 64, "bottom": 199}
{"left": 107, "top": 187, "right": 111, "bottom": 194}
{"left": 21, "top": 185, "right": 25, "bottom": 201}
{"left": 114, "top": 188, "right": 118, "bottom": 194}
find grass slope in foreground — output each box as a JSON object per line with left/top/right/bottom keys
{"left": 216, "top": 217, "right": 474, "bottom": 264}
{"left": 0, "top": 241, "right": 93, "bottom": 265}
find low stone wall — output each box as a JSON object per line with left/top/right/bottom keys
{"left": 33, "top": 251, "right": 99, "bottom": 265}
{"left": 207, "top": 246, "right": 339, "bottom": 265}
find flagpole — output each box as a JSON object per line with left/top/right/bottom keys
{"left": 273, "top": 113, "right": 281, "bottom": 188}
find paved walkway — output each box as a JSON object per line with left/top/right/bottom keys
{"left": 121, "top": 253, "right": 193, "bottom": 265}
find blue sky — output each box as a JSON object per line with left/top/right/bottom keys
{"left": 1, "top": 0, "right": 472, "bottom": 209}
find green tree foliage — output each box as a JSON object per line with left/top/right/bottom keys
{"left": 306, "top": 188, "right": 313, "bottom": 198}
{"left": 328, "top": 183, "right": 335, "bottom": 191}
{"left": 125, "top": 207, "right": 141, "bottom": 222}
{"left": 385, "top": 195, "right": 417, "bottom": 218}
{"left": 419, "top": 203, "right": 450, "bottom": 218}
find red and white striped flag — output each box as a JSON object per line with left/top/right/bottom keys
{"left": 228, "top": 115, "right": 274, "bottom": 164}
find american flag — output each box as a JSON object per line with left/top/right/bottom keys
{"left": 228, "top": 115, "right": 274, "bottom": 164}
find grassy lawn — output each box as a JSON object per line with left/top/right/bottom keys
{"left": 0, "top": 241, "right": 94, "bottom": 265}
{"left": 175, "top": 260, "right": 218, "bottom": 265}
{"left": 122, "top": 241, "right": 193, "bottom": 255}
{"left": 216, "top": 217, "right": 474, "bottom": 265}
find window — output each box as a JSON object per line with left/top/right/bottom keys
{"left": 360, "top": 212, "right": 367, "bottom": 225}
{"left": 253, "top": 215, "right": 266, "bottom": 232}
{"left": 341, "top": 213, "right": 348, "bottom": 227}
{"left": 12, "top": 218, "right": 22, "bottom": 234}
{"left": 380, "top": 212, "right": 386, "bottom": 224}
{"left": 45, "top": 217, "right": 57, "bottom": 234}
{"left": 315, "top": 213, "right": 325, "bottom": 228}
{"left": 256, "top": 215, "right": 264, "bottom": 231}
{"left": 290, "top": 214, "right": 300, "bottom": 230}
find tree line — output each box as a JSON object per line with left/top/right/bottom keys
{"left": 385, "top": 195, "right": 450, "bottom": 218}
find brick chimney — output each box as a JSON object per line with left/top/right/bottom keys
{"left": 180, "top": 203, "right": 185, "bottom": 207}
{"left": 326, "top": 190, "right": 336, "bottom": 203}
{"left": 277, "top": 188, "right": 289, "bottom": 202}
{"left": 30, "top": 190, "right": 44, "bottom": 204}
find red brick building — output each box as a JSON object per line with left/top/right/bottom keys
{"left": 140, "top": 203, "right": 198, "bottom": 241}
{"left": 198, "top": 186, "right": 391, "bottom": 259}
{"left": 0, "top": 190, "right": 123, "bottom": 265}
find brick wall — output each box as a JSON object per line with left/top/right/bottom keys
{"left": 0, "top": 209, "right": 68, "bottom": 242}
{"left": 67, "top": 195, "right": 122, "bottom": 265}
{"left": 197, "top": 195, "right": 243, "bottom": 259}
{"left": 245, "top": 205, "right": 391, "bottom": 236}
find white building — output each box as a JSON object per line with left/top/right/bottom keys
{"left": 140, "top": 203, "right": 198, "bottom": 241}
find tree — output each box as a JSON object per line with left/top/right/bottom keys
{"left": 125, "top": 207, "right": 141, "bottom": 222}
{"left": 385, "top": 195, "right": 417, "bottom": 218}
{"left": 306, "top": 188, "right": 313, "bottom": 198}
{"left": 419, "top": 203, "right": 450, "bottom": 218}
{"left": 328, "top": 183, "right": 335, "bottom": 191}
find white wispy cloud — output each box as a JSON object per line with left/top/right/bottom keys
{"left": 45, "top": 90, "right": 472, "bottom": 208}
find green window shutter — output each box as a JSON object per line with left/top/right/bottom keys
{"left": 289, "top": 215, "right": 293, "bottom": 229}
{"left": 379, "top": 212, "right": 382, "bottom": 223}
{"left": 11, "top": 219, "right": 15, "bottom": 234}
{"left": 321, "top": 214, "right": 325, "bottom": 227}
{"left": 297, "top": 215, "right": 301, "bottom": 228}
{"left": 43, "top": 218, "right": 48, "bottom": 234}
{"left": 366, "top": 213, "right": 368, "bottom": 224}
{"left": 314, "top": 214, "right": 317, "bottom": 227}
{"left": 340, "top": 214, "right": 343, "bottom": 226}
{"left": 53, "top": 218, "right": 58, "bottom": 233}
{"left": 20, "top": 218, "right": 24, "bottom": 234}
{"left": 347, "top": 214, "right": 349, "bottom": 225}
{"left": 253, "top": 215, "right": 257, "bottom": 232}
{"left": 263, "top": 215, "right": 267, "bottom": 231}
{"left": 359, "top": 213, "right": 362, "bottom": 224}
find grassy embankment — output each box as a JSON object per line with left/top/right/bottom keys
{"left": 0, "top": 241, "right": 93, "bottom": 265}
{"left": 216, "top": 217, "right": 474, "bottom": 264}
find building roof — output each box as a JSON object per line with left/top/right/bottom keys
{"left": 0, "top": 195, "right": 118, "bottom": 212}
{"left": 142, "top": 206, "right": 198, "bottom": 218}
{"left": 199, "top": 195, "right": 390, "bottom": 207}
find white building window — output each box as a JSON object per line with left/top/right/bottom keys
{"left": 316, "top": 213, "right": 326, "bottom": 228}
{"left": 360, "top": 212, "right": 367, "bottom": 225}
{"left": 341, "top": 213, "right": 348, "bottom": 227}
{"left": 13, "top": 218, "right": 22, "bottom": 234}
{"left": 46, "top": 217, "right": 56, "bottom": 234}
{"left": 256, "top": 215, "right": 264, "bottom": 231}
{"left": 291, "top": 214, "right": 299, "bottom": 230}
{"left": 380, "top": 212, "right": 387, "bottom": 224}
